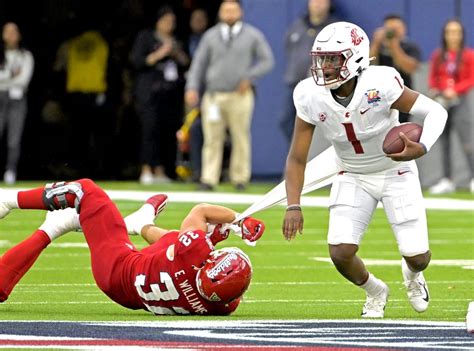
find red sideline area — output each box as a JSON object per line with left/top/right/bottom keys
{"left": 0, "top": 339, "right": 394, "bottom": 350}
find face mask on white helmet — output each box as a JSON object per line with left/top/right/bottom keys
{"left": 310, "top": 22, "right": 370, "bottom": 90}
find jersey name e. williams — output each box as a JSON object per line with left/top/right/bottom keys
{"left": 294, "top": 65, "right": 405, "bottom": 173}
{"left": 121, "top": 230, "right": 239, "bottom": 315}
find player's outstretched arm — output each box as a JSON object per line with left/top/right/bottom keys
{"left": 180, "top": 204, "right": 265, "bottom": 244}
{"left": 140, "top": 226, "right": 171, "bottom": 245}
{"left": 283, "top": 117, "right": 315, "bottom": 241}
{"left": 180, "top": 204, "right": 238, "bottom": 236}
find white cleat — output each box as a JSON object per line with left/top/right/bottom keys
{"left": 39, "top": 208, "right": 81, "bottom": 241}
{"left": 361, "top": 282, "right": 389, "bottom": 318}
{"left": 0, "top": 189, "right": 12, "bottom": 219}
{"left": 404, "top": 272, "right": 430, "bottom": 313}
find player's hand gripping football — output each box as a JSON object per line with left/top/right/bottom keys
{"left": 238, "top": 217, "right": 265, "bottom": 242}
{"left": 283, "top": 208, "right": 304, "bottom": 241}
{"left": 386, "top": 132, "right": 426, "bottom": 161}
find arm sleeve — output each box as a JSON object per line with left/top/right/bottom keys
{"left": 185, "top": 33, "right": 211, "bottom": 91}
{"left": 246, "top": 30, "right": 274, "bottom": 81}
{"left": 409, "top": 94, "right": 448, "bottom": 152}
{"left": 293, "top": 81, "right": 316, "bottom": 125}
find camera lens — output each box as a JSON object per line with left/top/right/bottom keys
{"left": 385, "top": 30, "right": 395, "bottom": 39}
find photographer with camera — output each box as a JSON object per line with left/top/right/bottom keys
{"left": 370, "top": 14, "right": 421, "bottom": 123}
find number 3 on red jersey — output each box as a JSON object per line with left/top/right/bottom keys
{"left": 135, "top": 273, "right": 189, "bottom": 315}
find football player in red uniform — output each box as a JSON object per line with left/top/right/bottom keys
{"left": 0, "top": 179, "right": 265, "bottom": 315}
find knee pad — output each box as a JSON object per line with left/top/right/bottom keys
{"left": 42, "top": 181, "right": 84, "bottom": 212}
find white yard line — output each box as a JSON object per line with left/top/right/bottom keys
{"left": 3, "top": 188, "right": 474, "bottom": 210}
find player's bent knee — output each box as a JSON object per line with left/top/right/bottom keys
{"left": 329, "top": 243, "right": 358, "bottom": 266}
{"left": 404, "top": 251, "right": 431, "bottom": 272}
{"left": 76, "top": 178, "right": 97, "bottom": 191}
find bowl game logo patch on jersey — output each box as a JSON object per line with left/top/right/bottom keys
{"left": 365, "top": 89, "right": 381, "bottom": 105}
{"left": 319, "top": 112, "right": 327, "bottom": 122}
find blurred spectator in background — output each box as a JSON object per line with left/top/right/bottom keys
{"left": 370, "top": 14, "right": 421, "bottom": 123}
{"left": 185, "top": 0, "right": 274, "bottom": 191}
{"left": 54, "top": 25, "right": 111, "bottom": 178}
{"left": 280, "top": 0, "right": 340, "bottom": 145}
{"left": 188, "top": 8, "right": 209, "bottom": 58}
{"left": 131, "top": 6, "right": 189, "bottom": 185}
{"left": 188, "top": 8, "right": 209, "bottom": 183}
{"left": 0, "top": 22, "right": 34, "bottom": 185}
{"left": 427, "top": 19, "right": 474, "bottom": 194}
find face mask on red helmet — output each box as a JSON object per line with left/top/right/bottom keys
{"left": 195, "top": 247, "right": 252, "bottom": 304}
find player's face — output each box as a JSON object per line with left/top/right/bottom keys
{"left": 313, "top": 53, "right": 344, "bottom": 82}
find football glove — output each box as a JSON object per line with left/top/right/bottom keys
{"left": 238, "top": 217, "right": 265, "bottom": 242}
{"left": 207, "top": 223, "right": 231, "bottom": 245}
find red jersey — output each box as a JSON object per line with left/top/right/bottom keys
{"left": 117, "top": 230, "right": 239, "bottom": 315}
{"left": 428, "top": 48, "right": 474, "bottom": 95}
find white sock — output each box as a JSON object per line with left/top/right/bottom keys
{"left": 38, "top": 209, "right": 80, "bottom": 241}
{"left": 3, "top": 191, "right": 19, "bottom": 209}
{"left": 402, "top": 258, "right": 419, "bottom": 281}
{"left": 39, "top": 221, "right": 61, "bottom": 241}
{"left": 360, "top": 273, "right": 386, "bottom": 296}
{"left": 126, "top": 204, "right": 155, "bottom": 235}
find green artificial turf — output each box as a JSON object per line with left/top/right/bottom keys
{"left": 0, "top": 182, "right": 472, "bottom": 322}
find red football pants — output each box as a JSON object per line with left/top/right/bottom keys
{"left": 73, "top": 179, "right": 138, "bottom": 306}
{"left": 16, "top": 179, "right": 139, "bottom": 308}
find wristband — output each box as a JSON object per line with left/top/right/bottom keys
{"left": 286, "top": 204, "right": 302, "bottom": 211}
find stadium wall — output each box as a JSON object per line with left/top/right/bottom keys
{"left": 243, "top": 0, "right": 474, "bottom": 186}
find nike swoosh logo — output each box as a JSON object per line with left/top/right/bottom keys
{"left": 398, "top": 170, "right": 410, "bottom": 175}
{"left": 360, "top": 107, "right": 371, "bottom": 114}
{"left": 421, "top": 282, "right": 429, "bottom": 302}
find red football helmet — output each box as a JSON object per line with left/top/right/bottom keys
{"left": 196, "top": 247, "right": 252, "bottom": 304}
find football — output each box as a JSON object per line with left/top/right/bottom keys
{"left": 382, "top": 122, "right": 423, "bottom": 154}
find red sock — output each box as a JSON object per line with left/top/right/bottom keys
{"left": 0, "top": 230, "right": 51, "bottom": 302}
{"left": 18, "top": 186, "right": 76, "bottom": 210}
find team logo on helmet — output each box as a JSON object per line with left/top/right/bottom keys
{"left": 351, "top": 28, "right": 364, "bottom": 46}
{"left": 319, "top": 112, "right": 327, "bottom": 122}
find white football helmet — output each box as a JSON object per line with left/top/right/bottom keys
{"left": 311, "top": 22, "right": 370, "bottom": 89}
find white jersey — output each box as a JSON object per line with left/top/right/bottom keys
{"left": 294, "top": 65, "right": 405, "bottom": 173}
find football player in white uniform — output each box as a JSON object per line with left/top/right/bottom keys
{"left": 282, "top": 22, "right": 448, "bottom": 318}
